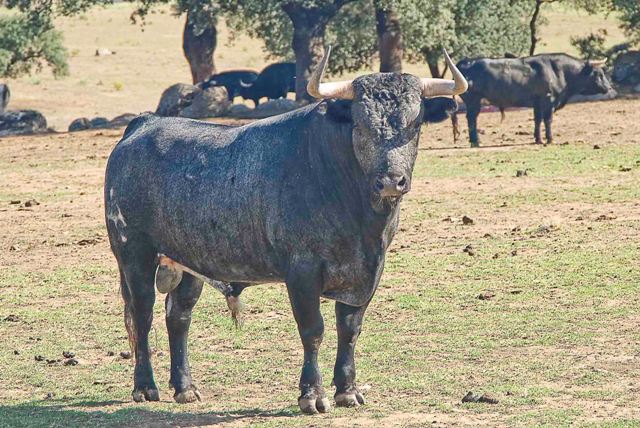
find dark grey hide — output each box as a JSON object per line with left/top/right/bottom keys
{"left": 456, "top": 53, "right": 612, "bottom": 145}
{"left": 105, "top": 73, "right": 456, "bottom": 411}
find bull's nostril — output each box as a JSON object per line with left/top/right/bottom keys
{"left": 397, "top": 177, "right": 407, "bottom": 187}
{"left": 375, "top": 179, "right": 385, "bottom": 192}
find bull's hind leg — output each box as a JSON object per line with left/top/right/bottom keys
{"left": 333, "top": 301, "right": 369, "bottom": 407}
{"left": 118, "top": 245, "right": 160, "bottom": 402}
{"left": 166, "top": 272, "right": 204, "bottom": 403}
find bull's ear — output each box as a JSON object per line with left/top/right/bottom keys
{"left": 326, "top": 99, "right": 352, "bottom": 123}
{"left": 423, "top": 97, "right": 458, "bottom": 123}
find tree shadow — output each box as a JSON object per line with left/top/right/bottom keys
{"left": 0, "top": 399, "right": 301, "bottom": 427}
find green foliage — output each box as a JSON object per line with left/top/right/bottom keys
{"left": 613, "top": 0, "right": 640, "bottom": 44}
{"left": 0, "top": 14, "right": 69, "bottom": 79}
{"left": 225, "top": 0, "right": 373, "bottom": 75}
{"left": 402, "top": 0, "right": 530, "bottom": 75}
{"left": 570, "top": 29, "right": 609, "bottom": 60}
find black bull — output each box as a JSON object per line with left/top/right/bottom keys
{"left": 105, "top": 64, "right": 460, "bottom": 413}
{"left": 453, "top": 54, "right": 612, "bottom": 146}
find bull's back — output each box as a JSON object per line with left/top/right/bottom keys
{"left": 462, "top": 59, "right": 550, "bottom": 107}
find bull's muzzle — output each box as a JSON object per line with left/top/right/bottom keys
{"left": 374, "top": 174, "right": 410, "bottom": 198}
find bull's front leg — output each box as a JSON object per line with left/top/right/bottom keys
{"left": 286, "top": 263, "right": 330, "bottom": 414}
{"left": 333, "top": 301, "right": 369, "bottom": 407}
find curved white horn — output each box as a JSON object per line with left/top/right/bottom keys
{"left": 588, "top": 59, "right": 607, "bottom": 67}
{"left": 307, "top": 46, "right": 354, "bottom": 100}
{"left": 421, "top": 49, "right": 469, "bottom": 98}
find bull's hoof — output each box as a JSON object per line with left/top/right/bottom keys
{"left": 470, "top": 142, "right": 480, "bottom": 148}
{"left": 132, "top": 387, "right": 160, "bottom": 402}
{"left": 335, "top": 391, "right": 365, "bottom": 407}
{"left": 174, "top": 386, "right": 201, "bottom": 404}
{"left": 298, "top": 395, "right": 331, "bottom": 414}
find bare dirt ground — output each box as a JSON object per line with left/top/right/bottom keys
{"left": 1, "top": 98, "right": 639, "bottom": 427}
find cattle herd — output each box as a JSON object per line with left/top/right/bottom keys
{"left": 100, "top": 45, "right": 632, "bottom": 414}
{"left": 199, "top": 62, "right": 296, "bottom": 107}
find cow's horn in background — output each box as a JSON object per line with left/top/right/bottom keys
{"left": 421, "top": 49, "right": 469, "bottom": 98}
{"left": 307, "top": 46, "right": 355, "bottom": 100}
{"left": 588, "top": 59, "right": 607, "bottom": 67}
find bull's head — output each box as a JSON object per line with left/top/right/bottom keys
{"left": 579, "top": 61, "right": 613, "bottom": 95}
{"left": 308, "top": 48, "right": 467, "bottom": 204}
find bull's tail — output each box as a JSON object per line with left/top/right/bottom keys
{"left": 452, "top": 113, "right": 461, "bottom": 143}
{"left": 500, "top": 108, "right": 506, "bottom": 123}
{"left": 210, "top": 281, "right": 247, "bottom": 328}
{"left": 120, "top": 274, "right": 137, "bottom": 356}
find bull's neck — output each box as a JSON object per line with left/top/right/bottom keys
{"left": 303, "top": 106, "right": 400, "bottom": 241}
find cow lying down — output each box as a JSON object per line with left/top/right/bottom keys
{"left": 105, "top": 48, "right": 467, "bottom": 414}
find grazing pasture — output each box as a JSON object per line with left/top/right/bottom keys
{"left": 1, "top": 97, "right": 639, "bottom": 427}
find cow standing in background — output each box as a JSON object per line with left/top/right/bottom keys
{"left": 104, "top": 48, "right": 467, "bottom": 414}
{"left": 454, "top": 54, "right": 612, "bottom": 146}
{"left": 198, "top": 70, "right": 259, "bottom": 101}
{"left": 0, "top": 84, "right": 9, "bottom": 114}
{"left": 240, "top": 62, "right": 296, "bottom": 106}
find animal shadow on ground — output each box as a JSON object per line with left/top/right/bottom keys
{"left": 0, "top": 400, "right": 300, "bottom": 427}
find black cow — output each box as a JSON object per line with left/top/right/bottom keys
{"left": 0, "top": 84, "right": 9, "bottom": 114}
{"left": 199, "top": 70, "right": 259, "bottom": 101}
{"left": 455, "top": 54, "right": 612, "bottom": 146}
{"left": 239, "top": 62, "right": 296, "bottom": 106}
{"left": 104, "top": 48, "right": 466, "bottom": 414}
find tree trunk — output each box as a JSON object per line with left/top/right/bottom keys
{"left": 283, "top": 3, "right": 342, "bottom": 103}
{"left": 529, "top": 0, "right": 543, "bottom": 56}
{"left": 375, "top": 4, "right": 403, "bottom": 73}
{"left": 183, "top": 10, "right": 217, "bottom": 84}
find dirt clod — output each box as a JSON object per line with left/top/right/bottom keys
{"left": 120, "top": 351, "right": 132, "bottom": 359}
{"left": 593, "top": 144, "right": 601, "bottom": 149}
{"left": 462, "top": 391, "right": 499, "bottom": 404}
{"left": 478, "top": 291, "right": 495, "bottom": 300}
{"left": 34, "top": 355, "right": 45, "bottom": 362}
{"left": 463, "top": 245, "right": 475, "bottom": 256}
{"left": 63, "top": 351, "right": 75, "bottom": 358}
{"left": 23, "top": 199, "right": 40, "bottom": 207}
{"left": 9, "top": 200, "right": 21, "bottom": 205}
{"left": 3, "top": 314, "right": 19, "bottom": 322}
{"left": 462, "top": 216, "right": 474, "bottom": 225}
{"left": 64, "top": 358, "right": 79, "bottom": 366}
{"left": 515, "top": 169, "right": 528, "bottom": 177}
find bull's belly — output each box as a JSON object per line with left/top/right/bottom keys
{"left": 155, "top": 239, "right": 284, "bottom": 285}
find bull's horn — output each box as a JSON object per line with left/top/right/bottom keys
{"left": 421, "top": 49, "right": 468, "bottom": 98}
{"left": 588, "top": 59, "right": 607, "bottom": 67}
{"left": 307, "top": 46, "right": 354, "bottom": 100}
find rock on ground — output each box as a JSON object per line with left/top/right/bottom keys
{"left": 68, "top": 113, "right": 138, "bottom": 132}
{"left": 0, "top": 110, "right": 47, "bottom": 137}
{"left": 156, "top": 83, "right": 230, "bottom": 119}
